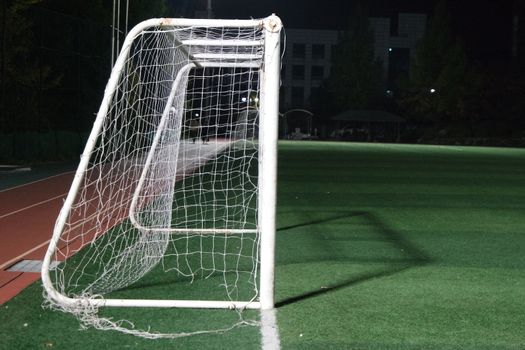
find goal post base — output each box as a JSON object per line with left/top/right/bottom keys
{"left": 95, "top": 299, "right": 262, "bottom": 310}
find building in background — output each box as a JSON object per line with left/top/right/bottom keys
{"left": 281, "top": 29, "right": 339, "bottom": 109}
{"left": 280, "top": 13, "right": 426, "bottom": 110}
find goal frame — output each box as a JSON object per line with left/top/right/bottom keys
{"left": 41, "top": 15, "right": 281, "bottom": 311}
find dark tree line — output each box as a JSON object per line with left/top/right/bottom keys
{"left": 398, "top": 0, "right": 525, "bottom": 142}
{"left": 311, "top": 0, "right": 525, "bottom": 144}
{"left": 310, "top": 3, "right": 383, "bottom": 120}
{"left": 0, "top": 0, "right": 171, "bottom": 135}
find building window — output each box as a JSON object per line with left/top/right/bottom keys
{"left": 291, "top": 87, "right": 304, "bottom": 107}
{"left": 312, "top": 44, "right": 325, "bottom": 59}
{"left": 292, "top": 65, "right": 305, "bottom": 80}
{"left": 311, "top": 66, "right": 324, "bottom": 80}
{"left": 292, "top": 43, "right": 305, "bottom": 58}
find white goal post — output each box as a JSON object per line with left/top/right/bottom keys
{"left": 41, "top": 15, "right": 282, "bottom": 335}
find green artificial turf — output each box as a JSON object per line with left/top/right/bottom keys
{"left": 1, "top": 141, "right": 525, "bottom": 349}
{"left": 275, "top": 141, "right": 525, "bottom": 349}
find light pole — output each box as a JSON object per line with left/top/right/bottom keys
{"left": 207, "top": 0, "right": 213, "bottom": 19}
{"left": 111, "top": 0, "right": 130, "bottom": 67}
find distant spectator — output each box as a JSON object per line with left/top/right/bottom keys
{"left": 189, "top": 118, "right": 199, "bottom": 143}
{"left": 201, "top": 117, "right": 210, "bottom": 144}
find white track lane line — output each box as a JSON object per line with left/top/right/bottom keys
{"left": 0, "top": 208, "right": 103, "bottom": 271}
{"left": 0, "top": 193, "right": 67, "bottom": 220}
{"left": 0, "top": 240, "right": 51, "bottom": 271}
{"left": 1, "top": 141, "right": 238, "bottom": 274}
{"left": 0, "top": 170, "right": 74, "bottom": 193}
{"left": 0, "top": 193, "right": 66, "bottom": 270}
{"left": 0, "top": 173, "right": 72, "bottom": 271}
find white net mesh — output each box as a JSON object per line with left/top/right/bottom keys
{"left": 42, "top": 18, "right": 270, "bottom": 338}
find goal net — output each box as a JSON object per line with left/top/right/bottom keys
{"left": 41, "top": 15, "right": 282, "bottom": 338}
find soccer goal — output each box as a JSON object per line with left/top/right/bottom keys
{"left": 41, "top": 15, "right": 282, "bottom": 336}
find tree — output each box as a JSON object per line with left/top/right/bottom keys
{"left": 399, "top": 0, "right": 483, "bottom": 128}
{"left": 10, "top": 0, "right": 169, "bottom": 132}
{"left": 1, "top": 0, "right": 61, "bottom": 132}
{"left": 327, "top": 2, "right": 383, "bottom": 111}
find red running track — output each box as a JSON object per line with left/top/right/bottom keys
{"left": 0, "top": 140, "right": 231, "bottom": 304}
{"left": 0, "top": 172, "right": 73, "bottom": 304}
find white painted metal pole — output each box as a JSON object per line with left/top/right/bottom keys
{"left": 41, "top": 19, "right": 171, "bottom": 307}
{"left": 258, "top": 14, "right": 282, "bottom": 310}
{"left": 125, "top": 0, "right": 129, "bottom": 39}
{"left": 128, "top": 63, "right": 193, "bottom": 230}
{"left": 207, "top": 0, "right": 213, "bottom": 19}
{"left": 116, "top": 0, "right": 121, "bottom": 56}
{"left": 42, "top": 16, "right": 282, "bottom": 311}
{"left": 111, "top": 0, "right": 116, "bottom": 67}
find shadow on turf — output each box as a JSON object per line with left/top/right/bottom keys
{"left": 275, "top": 211, "right": 432, "bottom": 308}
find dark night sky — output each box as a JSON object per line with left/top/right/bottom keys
{"left": 212, "top": 0, "right": 433, "bottom": 29}
{"left": 209, "top": 0, "right": 514, "bottom": 65}
{"left": 211, "top": 0, "right": 511, "bottom": 30}
{"left": 448, "top": 1, "right": 513, "bottom": 65}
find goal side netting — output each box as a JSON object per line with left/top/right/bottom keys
{"left": 41, "top": 15, "right": 281, "bottom": 338}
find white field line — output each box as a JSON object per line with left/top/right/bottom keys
{"left": 260, "top": 309, "right": 281, "bottom": 350}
